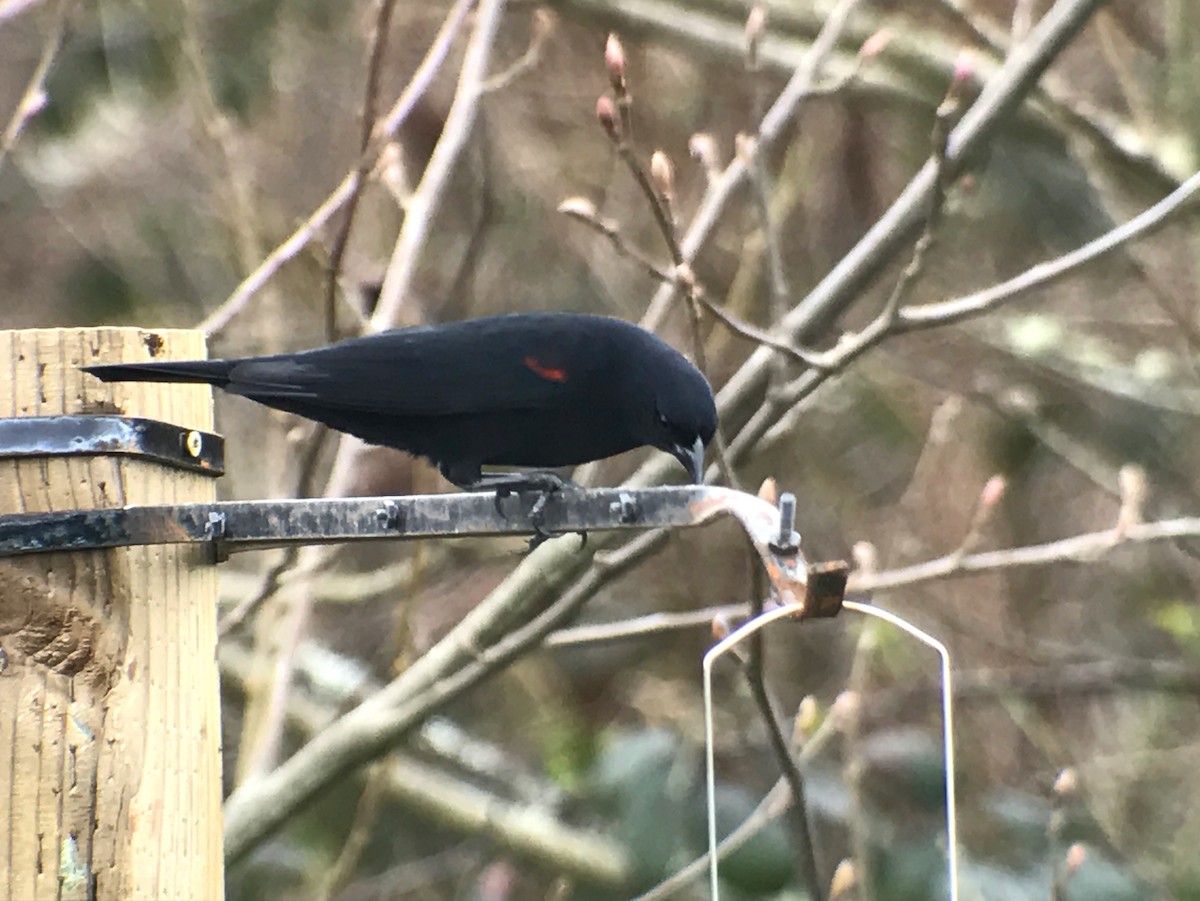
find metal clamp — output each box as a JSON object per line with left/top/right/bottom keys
{"left": 204, "top": 510, "right": 230, "bottom": 563}
{"left": 0, "top": 415, "right": 224, "bottom": 476}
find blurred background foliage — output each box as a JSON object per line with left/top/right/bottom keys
{"left": 3, "top": 0, "right": 1200, "bottom": 898}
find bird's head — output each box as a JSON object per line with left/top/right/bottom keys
{"left": 649, "top": 365, "right": 718, "bottom": 484}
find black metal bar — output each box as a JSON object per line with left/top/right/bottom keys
{"left": 0, "top": 415, "right": 224, "bottom": 475}
{"left": 0, "top": 485, "right": 844, "bottom": 616}
{"left": 0, "top": 487, "right": 713, "bottom": 557}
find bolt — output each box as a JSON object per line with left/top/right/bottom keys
{"left": 774, "top": 492, "right": 800, "bottom": 553}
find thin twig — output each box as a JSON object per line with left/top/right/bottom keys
{"left": 323, "top": 0, "right": 400, "bottom": 341}
{"left": 698, "top": 293, "right": 833, "bottom": 367}
{"left": 740, "top": 133, "right": 792, "bottom": 391}
{"left": 559, "top": 198, "right": 831, "bottom": 367}
{"left": 596, "top": 61, "right": 741, "bottom": 486}
{"left": 217, "top": 421, "right": 330, "bottom": 636}
{"left": 0, "top": 0, "right": 71, "bottom": 177}
{"left": 897, "top": 167, "right": 1200, "bottom": 329}
{"left": 619, "top": 143, "right": 682, "bottom": 267}
{"left": 218, "top": 548, "right": 297, "bottom": 637}
{"left": 220, "top": 642, "right": 631, "bottom": 888}
{"left": 178, "top": 0, "right": 272, "bottom": 307}
{"left": 371, "top": 0, "right": 507, "bottom": 329}
{"left": 1048, "top": 769, "right": 1078, "bottom": 901}
{"left": 315, "top": 761, "right": 389, "bottom": 901}
{"left": 743, "top": 556, "right": 824, "bottom": 901}
{"left": 875, "top": 63, "right": 964, "bottom": 324}
{"left": 545, "top": 605, "right": 746, "bottom": 646}
{"left": 869, "top": 659, "right": 1200, "bottom": 713}
{"left": 198, "top": 172, "right": 360, "bottom": 336}
{"left": 851, "top": 515, "right": 1200, "bottom": 592}
{"left": 843, "top": 629, "right": 876, "bottom": 901}
{"left": 737, "top": 161, "right": 1200, "bottom": 463}
{"left": 1012, "top": 0, "right": 1036, "bottom": 43}
{"left": 642, "top": 0, "right": 866, "bottom": 332}
{"left": 216, "top": 552, "right": 450, "bottom": 609}
{"left": 741, "top": 5, "right": 792, "bottom": 337}
{"left": 557, "top": 198, "right": 677, "bottom": 283}
{"left": 636, "top": 717, "right": 840, "bottom": 901}
{"left": 482, "top": 7, "right": 551, "bottom": 92}
{"left": 716, "top": 0, "right": 1108, "bottom": 462}
{"left": 1121, "top": 253, "right": 1200, "bottom": 357}
{"left": 198, "top": 0, "right": 477, "bottom": 337}
{"left": 377, "top": 0, "right": 478, "bottom": 140}
{"left": 678, "top": 271, "right": 742, "bottom": 489}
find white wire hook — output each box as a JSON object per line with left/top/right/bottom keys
{"left": 702, "top": 600, "right": 958, "bottom": 901}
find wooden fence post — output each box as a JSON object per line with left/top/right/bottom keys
{"left": 0, "top": 328, "right": 223, "bottom": 900}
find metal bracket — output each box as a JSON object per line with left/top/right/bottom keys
{"left": 0, "top": 485, "right": 846, "bottom": 617}
{"left": 0, "top": 415, "right": 224, "bottom": 476}
{"left": 801, "top": 560, "right": 851, "bottom": 618}
{"left": 0, "top": 487, "right": 709, "bottom": 558}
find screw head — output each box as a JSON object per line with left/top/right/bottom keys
{"left": 185, "top": 430, "right": 203, "bottom": 458}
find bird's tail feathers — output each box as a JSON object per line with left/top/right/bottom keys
{"left": 82, "top": 360, "right": 234, "bottom": 387}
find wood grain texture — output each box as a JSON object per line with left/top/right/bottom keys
{"left": 0, "top": 329, "right": 223, "bottom": 900}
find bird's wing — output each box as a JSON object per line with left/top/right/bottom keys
{"left": 226, "top": 334, "right": 583, "bottom": 417}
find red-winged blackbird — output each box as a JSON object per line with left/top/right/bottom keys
{"left": 84, "top": 313, "right": 717, "bottom": 489}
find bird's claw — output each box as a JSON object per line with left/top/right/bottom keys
{"left": 482, "top": 472, "right": 590, "bottom": 552}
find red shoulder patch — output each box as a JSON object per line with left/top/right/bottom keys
{"left": 523, "top": 355, "right": 568, "bottom": 383}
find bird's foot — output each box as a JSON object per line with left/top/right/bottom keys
{"left": 468, "top": 471, "right": 584, "bottom": 550}
{"left": 463, "top": 470, "right": 577, "bottom": 495}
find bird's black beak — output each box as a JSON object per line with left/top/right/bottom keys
{"left": 670, "top": 436, "right": 706, "bottom": 484}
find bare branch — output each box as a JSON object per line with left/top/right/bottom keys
{"left": 198, "top": 0, "right": 477, "bottom": 337}
{"left": 322, "top": 0, "right": 401, "bottom": 341}
{"left": 220, "top": 642, "right": 631, "bottom": 888}
{"left": 740, "top": 3, "right": 792, "bottom": 339}
{"left": 636, "top": 707, "right": 841, "bottom": 900}
{"left": 852, "top": 515, "right": 1200, "bottom": 593}
{"left": 642, "top": 0, "right": 866, "bottom": 331}
{"left": 0, "top": 0, "right": 71, "bottom": 176}
{"left": 557, "top": 195, "right": 676, "bottom": 283}
{"left": 897, "top": 167, "right": 1200, "bottom": 329}
{"left": 559, "top": 196, "right": 832, "bottom": 367}
{"left": 483, "top": 7, "right": 552, "bottom": 92}
{"left": 717, "top": 0, "right": 1110, "bottom": 455}
{"left": 546, "top": 506, "right": 1200, "bottom": 649}
{"left": 371, "top": 0, "right": 507, "bottom": 330}
{"left": 198, "top": 172, "right": 360, "bottom": 337}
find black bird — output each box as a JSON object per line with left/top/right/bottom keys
{"left": 83, "top": 312, "right": 717, "bottom": 489}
